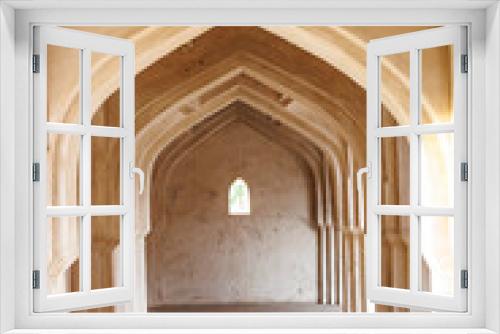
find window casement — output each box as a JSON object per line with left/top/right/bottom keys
{"left": 32, "top": 26, "right": 139, "bottom": 312}
{"left": 364, "top": 26, "right": 468, "bottom": 312}
{"left": 228, "top": 177, "right": 251, "bottom": 215}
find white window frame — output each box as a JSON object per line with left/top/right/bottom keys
{"left": 0, "top": 2, "right": 498, "bottom": 332}
{"left": 32, "top": 26, "right": 136, "bottom": 312}
{"left": 365, "top": 26, "right": 468, "bottom": 312}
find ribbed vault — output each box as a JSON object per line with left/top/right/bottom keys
{"left": 63, "top": 25, "right": 442, "bottom": 130}
{"left": 127, "top": 27, "right": 372, "bottom": 240}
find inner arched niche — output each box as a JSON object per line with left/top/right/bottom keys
{"left": 147, "top": 102, "right": 327, "bottom": 312}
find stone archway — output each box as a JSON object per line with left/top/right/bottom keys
{"left": 146, "top": 102, "right": 329, "bottom": 311}
{"left": 46, "top": 26, "right": 452, "bottom": 312}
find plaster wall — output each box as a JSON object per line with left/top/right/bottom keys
{"left": 147, "top": 121, "right": 317, "bottom": 307}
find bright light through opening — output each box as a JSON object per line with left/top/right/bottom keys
{"left": 228, "top": 177, "right": 250, "bottom": 215}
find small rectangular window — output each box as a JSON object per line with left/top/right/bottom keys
{"left": 228, "top": 177, "right": 251, "bottom": 215}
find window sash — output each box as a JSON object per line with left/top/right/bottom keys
{"left": 366, "top": 26, "right": 468, "bottom": 312}
{"left": 33, "top": 26, "right": 136, "bottom": 312}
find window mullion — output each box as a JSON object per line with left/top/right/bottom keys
{"left": 81, "top": 48, "right": 92, "bottom": 293}
{"left": 409, "top": 48, "right": 420, "bottom": 293}
{"left": 375, "top": 124, "right": 454, "bottom": 138}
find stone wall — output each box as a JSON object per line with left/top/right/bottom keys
{"left": 147, "top": 121, "right": 317, "bottom": 307}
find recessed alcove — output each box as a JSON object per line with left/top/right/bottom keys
{"left": 42, "top": 26, "right": 456, "bottom": 313}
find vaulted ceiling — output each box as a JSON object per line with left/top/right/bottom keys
{"left": 54, "top": 25, "right": 439, "bottom": 236}
{"left": 63, "top": 26, "right": 433, "bottom": 173}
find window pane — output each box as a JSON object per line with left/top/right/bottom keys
{"left": 91, "top": 52, "right": 121, "bottom": 127}
{"left": 420, "top": 45, "right": 454, "bottom": 124}
{"left": 420, "top": 216, "right": 454, "bottom": 296}
{"left": 420, "top": 133, "right": 454, "bottom": 207}
{"left": 47, "top": 133, "right": 81, "bottom": 206}
{"left": 380, "top": 136, "right": 410, "bottom": 205}
{"left": 380, "top": 215, "right": 410, "bottom": 289}
{"left": 91, "top": 137, "right": 121, "bottom": 205}
{"left": 91, "top": 216, "right": 122, "bottom": 289}
{"left": 47, "top": 216, "right": 80, "bottom": 294}
{"left": 380, "top": 52, "right": 410, "bottom": 127}
{"left": 47, "top": 45, "right": 80, "bottom": 124}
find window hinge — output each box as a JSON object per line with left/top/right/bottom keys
{"left": 32, "top": 270, "right": 40, "bottom": 289}
{"left": 32, "top": 163, "right": 40, "bottom": 182}
{"left": 461, "top": 269, "right": 468, "bottom": 289}
{"left": 461, "top": 162, "right": 468, "bottom": 182}
{"left": 32, "top": 54, "right": 40, "bottom": 73}
{"left": 461, "top": 54, "right": 468, "bottom": 73}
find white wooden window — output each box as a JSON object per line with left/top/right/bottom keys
{"left": 365, "top": 26, "right": 468, "bottom": 312}
{"left": 33, "top": 26, "right": 138, "bottom": 312}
